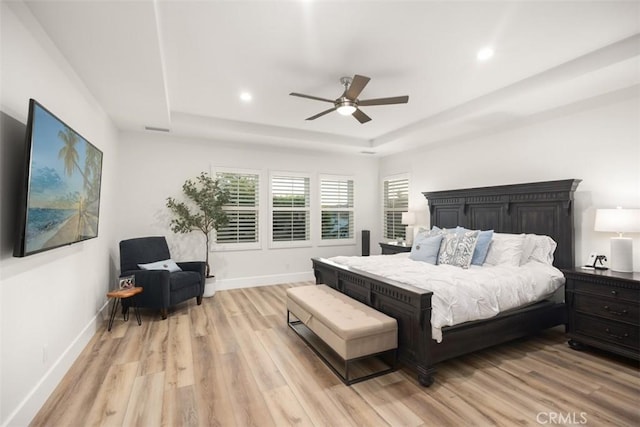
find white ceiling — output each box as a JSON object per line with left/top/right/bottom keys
{"left": 21, "top": 0, "right": 640, "bottom": 155}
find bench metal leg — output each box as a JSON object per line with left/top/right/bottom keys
{"left": 287, "top": 310, "right": 397, "bottom": 385}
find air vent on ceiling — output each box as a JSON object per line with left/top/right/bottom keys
{"left": 144, "top": 126, "right": 170, "bottom": 133}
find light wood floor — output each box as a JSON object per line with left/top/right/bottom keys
{"left": 32, "top": 282, "right": 639, "bottom": 426}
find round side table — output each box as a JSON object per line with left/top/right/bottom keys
{"left": 106, "top": 287, "right": 143, "bottom": 331}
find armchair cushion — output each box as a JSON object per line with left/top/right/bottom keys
{"left": 120, "top": 236, "right": 170, "bottom": 273}
{"left": 170, "top": 271, "right": 202, "bottom": 292}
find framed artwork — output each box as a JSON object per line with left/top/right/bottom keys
{"left": 118, "top": 275, "right": 135, "bottom": 289}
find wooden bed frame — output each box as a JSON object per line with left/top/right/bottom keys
{"left": 312, "top": 179, "right": 581, "bottom": 386}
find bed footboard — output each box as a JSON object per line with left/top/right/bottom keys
{"left": 312, "top": 257, "right": 436, "bottom": 386}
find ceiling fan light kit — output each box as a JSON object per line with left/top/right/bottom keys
{"left": 290, "top": 74, "right": 409, "bottom": 124}
{"left": 336, "top": 100, "right": 357, "bottom": 116}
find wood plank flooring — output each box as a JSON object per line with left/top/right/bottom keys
{"left": 32, "top": 282, "right": 640, "bottom": 426}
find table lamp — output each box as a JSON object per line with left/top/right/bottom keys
{"left": 401, "top": 211, "right": 416, "bottom": 245}
{"left": 594, "top": 207, "right": 640, "bottom": 273}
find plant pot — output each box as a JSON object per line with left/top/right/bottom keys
{"left": 203, "top": 276, "right": 216, "bottom": 298}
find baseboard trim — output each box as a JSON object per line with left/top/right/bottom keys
{"left": 2, "top": 301, "right": 109, "bottom": 427}
{"left": 4, "top": 272, "right": 314, "bottom": 425}
{"left": 215, "top": 271, "right": 315, "bottom": 291}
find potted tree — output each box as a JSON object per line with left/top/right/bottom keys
{"left": 166, "top": 172, "right": 230, "bottom": 297}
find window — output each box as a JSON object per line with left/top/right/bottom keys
{"left": 383, "top": 175, "right": 409, "bottom": 240}
{"left": 320, "top": 176, "right": 354, "bottom": 242}
{"left": 270, "top": 173, "right": 310, "bottom": 245}
{"left": 216, "top": 170, "right": 259, "bottom": 247}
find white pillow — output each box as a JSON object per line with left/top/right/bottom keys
{"left": 138, "top": 258, "right": 182, "bottom": 272}
{"left": 521, "top": 234, "right": 557, "bottom": 265}
{"left": 484, "top": 233, "right": 525, "bottom": 266}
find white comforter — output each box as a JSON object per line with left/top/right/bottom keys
{"left": 328, "top": 253, "right": 565, "bottom": 342}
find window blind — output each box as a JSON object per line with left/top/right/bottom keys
{"left": 271, "top": 175, "right": 310, "bottom": 242}
{"left": 216, "top": 172, "right": 259, "bottom": 244}
{"left": 383, "top": 176, "right": 408, "bottom": 240}
{"left": 320, "top": 177, "right": 354, "bottom": 240}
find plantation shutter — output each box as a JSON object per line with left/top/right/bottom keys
{"left": 216, "top": 172, "right": 259, "bottom": 244}
{"left": 383, "top": 176, "right": 409, "bottom": 240}
{"left": 320, "top": 177, "right": 354, "bottom": 240}
{"left": 271, "top": 175, "right": 310, "bottom": 242}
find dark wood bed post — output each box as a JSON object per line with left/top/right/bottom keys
{"left": 313, "top": 179, "right": 581, "bottom": 386}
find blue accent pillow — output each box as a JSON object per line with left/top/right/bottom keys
{"left": 409, "top": 234, "right": 443, "bottom": 264}
{"left": 454, "top": 227, "right": 494, "bottom": 265}
{"left": 471, "top": 230, "right": 493, "bottom": 265}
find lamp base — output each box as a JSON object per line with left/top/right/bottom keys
{"left": 405, "top": 226, "right": 414, "bottom": 245}
{"left": 610, "top": 237, "right": 633, "bottom": 273}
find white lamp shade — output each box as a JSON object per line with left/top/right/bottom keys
{"left": 401, "top": 212, "right": 416, "bottom": 225}
{"left": 595, "top": 208, "right": 640, "bottom": 234}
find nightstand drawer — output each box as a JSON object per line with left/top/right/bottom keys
{"left": 574, "top": 294, "right": 639, "bottom": 325}
{"left": 379, "top": 242, "right": 412, "bottom": 255}
{"left": 573, "top": 314, "right": 639, "bottom": 351}
{"left": 568, "top": 279, "right": 639, "bottom": 301}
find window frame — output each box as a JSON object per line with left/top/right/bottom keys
{"left": 318, "top": 174, "right": 355, "bottom": 246}
{"left": 269, "top": 171, "right": 312, "bottom": 249}
{"left": 382, "top": 173, "right": 409, "bottom": 241}
{"left": 211, "top": 167, "right": 261, "bottom": 251}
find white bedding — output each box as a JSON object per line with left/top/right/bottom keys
{"left": 327, "top": 253, "right": 565, "bottom": 342}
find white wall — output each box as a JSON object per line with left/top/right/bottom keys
{"left": 0, "top": 4, "right": 119, "bottom": 426}
{"left": 1, "top": 3, "right": 637, "bottom": 425}
{"left": 116, "top": 132, "right": 380, "bottom": 288}
{"left": 380, "top": 91, "right": 640, "bottom": 271}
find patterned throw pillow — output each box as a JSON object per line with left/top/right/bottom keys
{"left": 437, "top": 230, "right": 480, "bottom": 268}
{"left": 453, "top": 227, "right": 494, "bottom": 265}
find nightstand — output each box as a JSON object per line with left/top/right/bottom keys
{"left": 563, "top": 268, "right": 639, "bottom": 361}
{"left": 379, "top": 242, "right": 412, "bottom": 255}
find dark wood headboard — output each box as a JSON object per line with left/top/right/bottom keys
{"left": 423, "top": 179, "right": 581, "bottom": 269}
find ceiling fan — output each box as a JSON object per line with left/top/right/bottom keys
{"left": 290, "top": 74, "right": 409, "bottom": 124}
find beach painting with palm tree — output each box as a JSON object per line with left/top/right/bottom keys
{"left": 24, "top": 103, "right": 103, "bottom": 254}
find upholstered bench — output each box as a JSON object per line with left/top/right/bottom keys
{"left": 286, "top": 284, "right": 398, "bottom": 385}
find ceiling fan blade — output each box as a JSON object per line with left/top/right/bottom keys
{"left": 290, "top": 92, "right": 335, "bottom": 103}
{"left": 345, "top": 75, "right": 370, "bottom": 100}
{"left": 306, "top": 107, "right": 337, "bottom": 120}
{"left": 358, "top": 95, "right": 409, "bottom": 106}
{"left": 352, "top": 108, "right": 371, "bottom": 124}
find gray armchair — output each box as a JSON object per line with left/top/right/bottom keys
{"left": 119, "top": 236, "right": 205, "bottom": 319}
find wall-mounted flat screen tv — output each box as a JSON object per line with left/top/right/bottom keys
{"left": 14, "top": 99, "right": 103, "bottom": 257}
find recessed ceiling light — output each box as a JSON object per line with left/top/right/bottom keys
{"left": 477, "top": 47, "right": 494, "bottom": 62}
{"left": 240, "top": 92, "right": 252, "bottom": 102}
